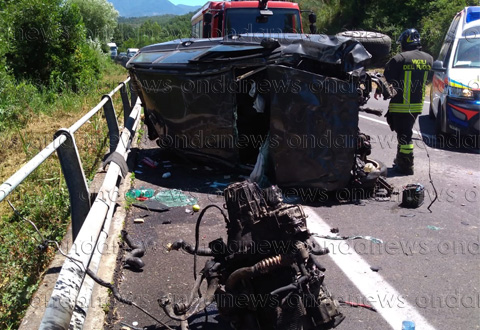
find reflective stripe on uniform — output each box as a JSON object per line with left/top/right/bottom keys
{"left": 388, "top": 103, "right": 423, "bottom": 113}
{"left": 403, "top": 70, "right": 412, "bottom": 104}
{"left": 399, "top": 144, "right": 414, "bottom": 154}
{"left": 422, "top": 71, "right": 428, "bottom": 100}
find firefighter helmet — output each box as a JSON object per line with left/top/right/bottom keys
{"left": 397, "top": 28, "right": 421, "bottom": 50}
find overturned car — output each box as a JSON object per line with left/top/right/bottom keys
{"left": 127, "top": 33, "right": 388, "bottom": 190}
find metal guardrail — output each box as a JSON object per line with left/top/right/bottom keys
{"left": 0, "top": 76, "right": 141, "bottom": 329}
{"left": 0, "top": 77, "right": 137, "bottom": 239}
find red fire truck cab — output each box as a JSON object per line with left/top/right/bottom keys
{"left": 191, "top": 0, "right": 315, "bottom": 38}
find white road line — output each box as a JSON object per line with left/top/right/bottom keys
{"left": 305, "top": 208, "right": 437, "bottom": 330}
{"left": 359, "top": 114, "right": 437, "bottom": 141}
{"left": 359, "top": 114, "right": 388, "bottom": 127}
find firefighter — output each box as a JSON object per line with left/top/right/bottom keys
{"left": 375, "top": 28, "right": 433, "bottom": 175}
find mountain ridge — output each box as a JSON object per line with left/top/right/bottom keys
{"left": 107, "top": 0, "right": 201, "bottom": 18}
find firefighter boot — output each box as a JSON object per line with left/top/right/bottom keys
{"left": 393, "top": 145, "right": 414, "bottom": 175}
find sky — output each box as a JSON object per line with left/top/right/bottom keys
{"left": 169, "top": 0, "right": 206, "bottom": 6}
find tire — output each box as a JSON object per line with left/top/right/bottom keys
{"left": 429, "top": 102, "right": 435, "bottom": 120}
{"left": 359, "top": 158, "right": 387, "bottom": 189}
{"left": 367, "top": 158, "right": 387, "bottom": 177}
{"left": 435, "top": 105, "right": 444, "bottom": 136}
{"left": 336, "top": 31, "right": 391, "bottom": 64}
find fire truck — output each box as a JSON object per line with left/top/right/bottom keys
{"left": 191, "top": 0, "right": 317, "bottom": 38}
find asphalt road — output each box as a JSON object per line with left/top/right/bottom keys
{"left": 306, "top": 95, "right": 480, "bottom": 330}
{"left": 107, "top": 94, "right": 480, "bottom": 330}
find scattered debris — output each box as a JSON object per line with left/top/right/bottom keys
{"left": 120, "top": 321, "right": 143, "bottom": 330}
{"left": 126, "top": 188, "right": 155, "bottom": 199}
{"left": 330, "top": 228, "right": 340, "bottom": 234}
{"left": 209, "top": 181, "right": 229, "bottom": 188}
{"left": 427, "top": 225, "right": 442, "bottom": 231}
{"left": 400, "top": 213, "right": 416, "bottom": 218}
{"left": 153, "top": 189, "right": 197, "bottom": 207}
{"left": 461, "top": 221, "right": 470, "bottom": 226}
{"left": 132, "top": 200, "right": 169, "bottom": 212}
{"left": 314, "top": 234, "right": 383, "bottom": 244}
{"left": 370, "top": 266, "right": 382, "bottom": 272}
{"left": 162, "top": 220, "right": 172, "bottom": 225}
{"left": 376, "top": 177, "right": 394, "bottom": 197}
{"left": 338, "top": 300, "right": 377, "bottom": 312}
{"left": 133, "top": 218, "right": 145, "bottom": 224}
{"left": 401, "top": 183, "right": 425, "bottom": 208}
{"left": 141, "top": 157, "right": 158, "bottom": 168}
{"left": 162, "top": 172, "right": 171, "bottom": 179}
{"left": 121, "top": 230, "right": 145, "bottom": 270}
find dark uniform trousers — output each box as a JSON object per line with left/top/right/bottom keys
{"left": 384, "top": 49, "right": 433, "bottom": 172}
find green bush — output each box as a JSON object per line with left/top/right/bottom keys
{"left": 1, "top": 0, "right": 102, "bottom": 91}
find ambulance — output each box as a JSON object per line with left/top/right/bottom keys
{"left": 430, "top": 6, "right": 480, "bottom": 136}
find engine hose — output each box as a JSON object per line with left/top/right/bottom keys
{"left": 168, "top": 239, "right": 214, "bottom": 256}
{"left": 193, "top": 205, "right": 229, "bottom": 280}
{"left": 308, "top": 237, "right": 330, "bottom": 256}
{"left": 158, "top": 276, "right": 220, "bottom": 321}
{"left": 310, "top": 254, "right": 326, "bottom": 272}
{"left": 270, "top": 275, "right": 309, "bottom": 296}
{"left": 121, "top": 230, "right": 145, "bottom": 270}
{"left": 225, "top": 254, "right": 294, "bottom": 293}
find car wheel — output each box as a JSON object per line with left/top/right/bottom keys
{"left": 429, "top": 102, "right": 435, "bottom": 120}
{"left": 435, "top": 105, "right": 445, "bottom": 136}
{"left": 336, "top": 31, "right": 391, "bottom": 65}
{"left": 367, "top": 158, "right": 388, "bottom": 177}
{"left": 358, "top": 158, "right": 388, "bottom": 189}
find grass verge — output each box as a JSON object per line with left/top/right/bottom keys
{"left": 0, "top": 60, "right": 128, "bottom": 329}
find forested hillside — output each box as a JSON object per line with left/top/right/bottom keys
{"left": 298, "top": 0, "right": 478, "bottom": 56}
{"left": 113, "top": 13, "right": 193, "bottom": 51}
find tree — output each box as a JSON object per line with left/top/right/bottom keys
{"left": 297, "top": 0, "right": 477, "bottom": 56}
{"left": 67, "top": 0, "right": 119, "bottom": 42}
{"left": 2, "top": 0, "right": 102, "bottom": 91}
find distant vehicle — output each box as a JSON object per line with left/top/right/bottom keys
{"left": 191, "top": 1, "right": 315, "bottom": 38}
{"left": 107, "top": 42, "right": 118, "bottom": 59}
{"left": 127, "top": 48, "right": 139, "bottom": 58}
{"left": 115, "top": 52, "right": 127, "bottom": 63}
{"left": 190, "top": 1, "right": 390, "bottom": 64}
{"left": 430, "top": 6, "right": 480, "bottom": 136}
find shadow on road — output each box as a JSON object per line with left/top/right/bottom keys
{"left": 417, "top": 115, "right": 479, "bottom": 154}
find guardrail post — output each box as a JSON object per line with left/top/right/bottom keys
{"left": 101, "top": 95, "right": 120, "bottom": 153}
{"left": 54, "top": 129, "right": 91, "bottom": 240}
{"left": 129, "top": 79, "right": 138, "bottom": 108}
{"left": 120, "top": 82, "right": 131, "bottom": 124}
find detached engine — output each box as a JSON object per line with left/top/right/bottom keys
{"left": 161, "top": 181, "right": 344, "bottom": 330}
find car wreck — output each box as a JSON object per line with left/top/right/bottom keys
{"left": 127, "top": 33, "right": 390, "bottom": 191}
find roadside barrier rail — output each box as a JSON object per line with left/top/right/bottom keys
{"left": 0, "top": 76, "right": 141, "bottom": 329}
